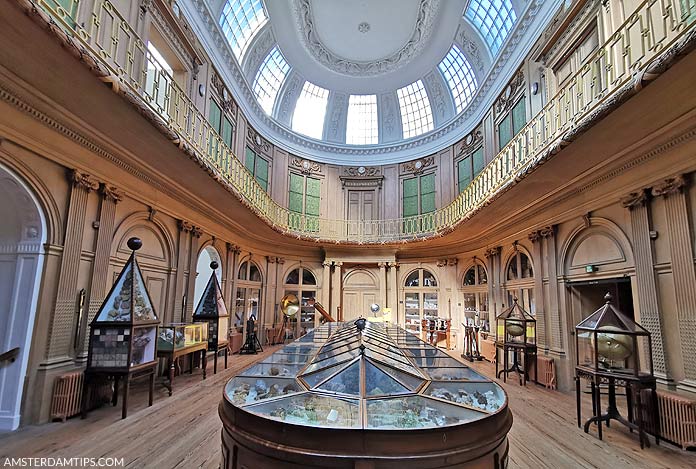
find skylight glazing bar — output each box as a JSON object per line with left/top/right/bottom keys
{"left": 346, "top": 95, "right": 378, "bottom": 145}
{"left": 397, "top": 80, "right": 434, "bottom": 139}
{"left": 292, "top": 81, "right": 329, "bottom": 139}
{"left": 252, "top": 46, "right": 290, "bottom": 116}
{"left": 465, "top": 0, "right": 517, "bottom": 55}
{"left": 438, "top": 45, "right": 478, "bottom": 113}
{"left": 219, "top": 0, "right": 268, "bottom": 61}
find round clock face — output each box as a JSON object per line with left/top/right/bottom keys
{"left": 465, "top": 134, "right": 473, "bottom": 145}
{"left": 415, "top": 161, "right": 423, "bottom": 170}
{"left": 255, "top": 135, "right": 262, "bottom": 146}
{"left": 357, "top": 166, "right": 366, "bottom": 175}
{"left": 302, "top": 160, "right": 311, "bottom": 170}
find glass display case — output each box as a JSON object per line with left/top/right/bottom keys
{"left": 404, "top": 292, "right": 420, "bottom": 333}
{"left": 576, "top": 293, "right": 653, "bottom": 377}
{"left": 157, "top": 322, "right": 208, "bottom": 351}
{"left": 221, "top": 321, "right": 511, "bottom": 468}
{"left": 88, "top": 238, "right": 160, "bottom": 371}
{"left": 496, "top": 298, "right": 536, "bottom": 347}
{"left": 193, "top": 261, "right": 231, "bottom": 351}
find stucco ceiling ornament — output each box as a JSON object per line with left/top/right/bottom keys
{"left": 292, "top": 0, "right": 440, "bottom": 77}
{"left": 291, "top": 157, "right": 321, "bottom": 174}
{"left": 402, "top": 156, "right": 434, "bottom": 174}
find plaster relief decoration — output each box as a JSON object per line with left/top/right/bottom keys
{"left": 457, "top": 125, "right": 483, "bottom": 155}
{"left": 381, "top": 93, "right": 397, "bottom": 136}
{"left": 292, "top": 0, "right": 440, "bottom": 76}
{"left": 279, "top": 74, "right": 303, "bottom": 122}
{"left": 494, "top": 69, "right": 525, "bottom": 117}
{"left": 328, "top": 92, "right": 347, "bottom": 140}
{"left": 211, "top": 71, "right": 238, "bottom": 115}
{"left": 402, "top": 156, "right": 434, "bottom": 175}
{"left": 424, "top": 71, "right": 446, "bottom": 119}
{"left": 456, "top": 26, "right": 484, "bottom": 72}
{"left": 242, "top": 26, "right": 275, "bottom": 78}
{"left": 247, "top": 127, "right": 271, "bottom": 154}
{"left": 341, "top": 166, "right": 381, "bottom": 178}
{"left": 291, "top": 156, "right": 321, "bottom": 175}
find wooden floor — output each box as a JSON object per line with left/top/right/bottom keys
{"left": 1, "top": 348, "right": 695, "bottom": 469}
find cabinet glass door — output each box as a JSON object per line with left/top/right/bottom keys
{"left": 405, "top": 293, "right": 420, "bottom": 333}
{"left": 423, "top": 293, "right": 438, "bottom": 320}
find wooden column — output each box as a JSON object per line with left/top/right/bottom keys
{"left": 484, "top": 247, "right": 501, "bottom": 328}
{"left": 265, "top": 256, "right": 277, "bottom": 332}
{"left": 184, "top": 226, "right": 202, "bottom": 321}
{"left": 47, "top": 170, "right": 99, "bottom": 362}
{"left": 322, "top": 260, "right": 331, "bottom": 310}
{"left": 542, "top": 225, "right": 562, "bottom": 354}
{"left": 652, "top": 175, "right": 696, "bottom": 390}
{"left": 378, "top": 262, "right": 387, "bottom": 309}
{"left": 332, "top": 261, "right": 343, "bottom": 321}
{"left": 174, "top": 221, "right": 192, "bottom": 322}
{"left": 388, "top": 262, "right": 399, "bottom": 324}
{"left": 622, "top": 189, "right": 670, "bottom": 379}
{"left": 528, "top": 230, "right": 546, "bottom": 350}
{"left": 82, "top": 184, "right": 122, "bottom": 355}
{"left": 229, "top": 245, "right": 242, "bottom": 327}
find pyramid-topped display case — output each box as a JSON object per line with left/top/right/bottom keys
{"left": 220, "top": 320, "right": 512, "bottom": 468}
{"left": 496, "top": 298, "right": 536, "bottom": 347}
{"left": 87, "top": 238, "right": 159, "bottom": 371}
{"left": 576, "top": 293, "right": 653, "bottom": 377}
{"left": 192, "top": 261, "right": 230, "bottom": 351}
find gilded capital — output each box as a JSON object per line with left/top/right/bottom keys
{"left": 191, "top": 226, "right": 203, "bottom": 238}
{"left": 652, "top": 175, "right": 686, "bottom": 198}
{"left": 70, "top": 169, "right": 99, "bottom": 192}
{"left": 178, "top": 220, "right": 193, "bottom": 233}
{"left": 100, "top": 184, "right": 123, "bottom": 203}
{"left": 528, "top": 230, "right": 541, "bottom": 243}
{"left": 621, "top": 189, "right": 649, "bottom": 209}
{"left": 539, "top": 226, "right": 555, "bottom": 239}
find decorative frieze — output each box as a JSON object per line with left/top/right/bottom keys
{"left": 494, "top": 69, "right": 525, "bottom": 117}
{"left": 247, "top": 126, "right": 271, "bottom": 154}
{"left": 402, "top": 156, "right": 434, "bottom": 175}
{"left": 290, "top": 157, "right": 321, "bottom": 175}
{"left": 457, "top": 125, "right": 483, "bottom": 156}
{"left": 342, "top": 166, "right": 380, "bottom": 178}
{"left": 437, "top": 258, "right": 458, "bottom": 267}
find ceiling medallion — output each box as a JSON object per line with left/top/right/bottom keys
{"left": 293, "top": 0, "right": 440, "bottom": 77}
{"left": 358, "top": 22, "right": 370, "bottom": 33}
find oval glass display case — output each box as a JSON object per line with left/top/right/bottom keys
{"left": 220, "top": 321, "right": 512, "bottom": 468}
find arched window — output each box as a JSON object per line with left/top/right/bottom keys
{"left": 461, "top": 262, "right": 489, "bottom": 330}
{"left": 193, "top": 246, "right": 222, "bottom": 317}
{"left": 235, "top": 260, "right": 263, "bottom": 329}
{"left": 505, "top": 249, "right": 535, "bottom": 313}
{"left": 403, "top": 269, "right": 439, "bottom": 334}
{"left": 284, "top": 267, "right": 317, "bottom": 333}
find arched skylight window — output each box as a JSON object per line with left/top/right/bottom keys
{"left": 438, "top": 45, "right": 478, "bottom": 113}
{"left": 292, "top": 81, "right": 329, "bottom": 140}
{"left": 346, "top": 95, "right": 378, "bottom": 145}
{"left": 252, "top": 46, "right": 290, "bottom": 115}
{"left": 465, "top": 0, "right": 517, "bottom": 55}
{"left": 219, "top": 0, "right": 268, "bottom": 61}
{"left": 397, "top": 80, "right": 434, "bottom": 139}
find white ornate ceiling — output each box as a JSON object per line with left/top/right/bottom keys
{"left": 184, "top": 0, "right": 562, "bottom": 164}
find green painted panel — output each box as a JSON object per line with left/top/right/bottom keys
{"left": 245, "top": 147, "right": 256, "bottom": 172}
{"left": 458, "top": 157, "right": 472, "bottom": 194}
{"left": 498, "top": 114, "right": 512, "bottom": 149}
{"left": 305, "top": 195, "right": 320, "bottom": 216}
{"left": 290, "top": 173, "right": 304, "bottom": 193}
{"left": 222, "top": 117, "right": 234, "bottom": 147}
{"left": 472, "top": 147, "right": 484, "bottom": 175}
{"left": 255, "top": 158, "right": 269, "bottom": 190}
{"left": 289, "top": 192, "right": 304, "bottom": 213}
{"left": 209, "top": 99, "right": 222, "bottom": 130}
{"left": 512, "top": 97, "right": 526, "bottom": 136}
{"left": 306, "top": 177, "right": 321, "bottom": 197}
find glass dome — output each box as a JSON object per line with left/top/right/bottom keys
{"left": 224, "top": 321, "right": 507, "bottom": 430}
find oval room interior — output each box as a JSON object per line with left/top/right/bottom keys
{"left": 1, "top": 0, "right": 696, "bottom": 468}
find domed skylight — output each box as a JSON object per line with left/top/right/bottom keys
{"left": 191, "top": 0, "right": 555, "bottom": 162}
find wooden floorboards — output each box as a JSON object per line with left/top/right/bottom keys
{"left": 1, "top": 347, "right": 695, "bottom": 468}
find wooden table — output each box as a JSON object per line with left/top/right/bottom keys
{"left": 81, "top": 364, "right": 157, "bottom": 420}
{"left": 576, "top": 367, "right": 659, "bottom": 449}
{"left": 157, "top": 342, "right": 207, "bottom": 396}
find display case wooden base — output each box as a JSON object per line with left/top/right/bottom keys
{"left": 219, "top": 403, "right": 511, "bottom": 469}
{"left": 157, "top": 343, "right": 207, "bottom": 396}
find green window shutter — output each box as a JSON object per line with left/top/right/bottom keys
{"left": 420, "top": 174, "right": 436, "bottom": 214}
{"left": 498, "top": 114, "right": 512, "bottom": 149}
{"left": 245, "top": 147, "right": 256, "bottom": 172}
{"left": 403, "top": 177, "right": 419, "bottom": 218}
{"left": 512, "top": 97, "right": 526, "bottom": 136}
{"left": 222, "top": 117, "right": 234, "bottom": 148}
{"left": 289, "top": 173, "right": 304, "bottom": 213}
{"left": 472, "top": 147, "right": 484, "bottom": 176}
{"left": 305, "top": 177, "right": 321, "bottom": 216}
{"left": 208, "top": 100, "right": 222, "bottom": 132}
{"left": 458, "top": 157, "right": 472, "bottom": 194}
{"left": 255, "top": 157, "right": 269, "bottom": 191}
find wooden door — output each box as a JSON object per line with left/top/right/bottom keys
{"left": 347, "top": 190, "right": 376, "bottom": 237}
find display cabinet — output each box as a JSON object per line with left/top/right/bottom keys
{"left": 83, "top": 238, "right": 160, "bottom": 419}
{"left": 157, "top": 322, "right": 208, "bottom": 351}
{"left": 220, "top": 321, "right": 512, "bottom": 468}
{"left": 495, "top": 298, "right": 537, "bottom": 386}
{"left": 193, "top": 261, "right": 231, "bottom": 373}
{"left": 575, "top": 293, "right": 657, "bottom": 448}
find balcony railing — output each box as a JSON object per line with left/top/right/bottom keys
{"left": 26, "top": 0, "right": 696, "bottom": 243}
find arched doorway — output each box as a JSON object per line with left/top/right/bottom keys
{"left": 193, "top": 245, "right": 222, "bottom": 309}
{"left": 283, "top": 266, "right": 317, "bottom": 334}
{"left": 461, "top": 261, "right": 489, "bottom": 330}
{"left": 342, "top": 268, "right": 379, "bottom": 322}
{"left": 0, "top": 164, "right": 46, "bottom": 431}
